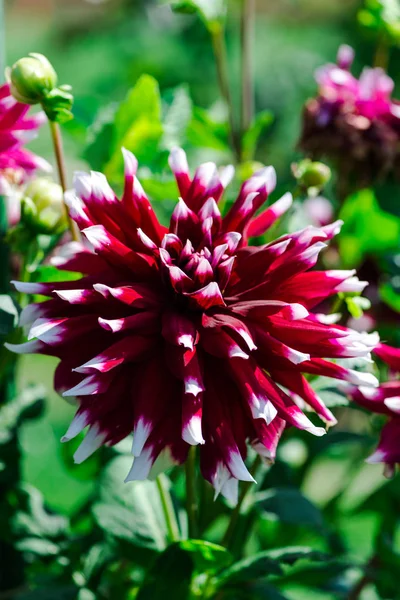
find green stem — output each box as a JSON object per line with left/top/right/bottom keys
{"left": 241, "top": 0, "right": 255, "bottom": 137}
{"left": 347, "top": 556, "right": 378, "bottom": 600}
{"left": 210, "top": 25, "right": 240, "bottom": 161}
{"left": 373, "top": 35, "right": 389, "bottom": 70}
{"left": 331, "top": 295, "right": 344, "bottom": 315}
{"left": 156, "top": 474, "right": 180, "bottom": 543}
{"left": 185, "top": 446, "right": 198, "bottom": 539}
{"left": 48, "top": 120, "right": 79, "bottom": 242}
{"left": 222, "top": 455, "right": 261, "bottom": 549}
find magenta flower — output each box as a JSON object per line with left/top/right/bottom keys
{"left": 351, "top": 343, "right": 400, "bottom": 477}
{"left": 6, "top": 148, "right": 379, "bottom": 503}
{"left": 0, "top": 82, "right": 50, "bottom": 185}
{"left": 299, "top": 45, "right": 400, "bottom": 188}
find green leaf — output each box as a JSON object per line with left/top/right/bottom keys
{"left": 13, "top": 485, "right": 69, "bottom": 540}
{"left": 105, "top": 75, "right": 163, "bottom": 183}
{"left": 265, "top": 547, "right": 329, "bottom": 566}
{"left": 215, "top": 553, "right": 283, "bottom": 587}
{"left": 166, "top": 0, "right": 227, "bottom": 30}
{"left": 380, "top": 281, "right": 400, "bottom": 313}
{"left": 16, "top": 537, "right": 60, "bottom": 556}
{"left": 17, "top": 586, "right": 78, "bottom": 600}
{"left": 339, "top": 189, "right": 400, "bottom": 267}
{"left": 136, "top": 544, "right": 194, "bottom": 600}
{"left": 93, "top": 456, "right": 168, "bottom": 552}
{"left": 311, "top": 378, "right": 349, "bottom": 409}
{"left": 241, "top": 110, "right": 274, "bottom": 161}
{"left": 187, "top": 106, "right": 230, "bottom": 152}
{"left": 0, "top": 294, "right": 19, "bottom": 336}
{"left": 32, "top": 265, "right": 82, "bottom": 283}
{"left": 256, "top": 488, "right": 325, "bottom": 529}
{"left": 114, "top": 75, "right": 161, "bottom": 143}
{"left": 84, "top": 103, "right": 117, "bottom": 171}
{"left": 178, "top": 540, "right": 232, "bottom": 574}
{"left": 161, "top": 85, "right": 192, "bottom": 150}
{"left": 0, "top": 385, "right": 45, "bottom": 444}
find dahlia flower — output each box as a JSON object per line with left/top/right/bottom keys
{"left": 351, "top": 343, "right": 400, "bottom": 477}
{"left": 6, "top": 148, "right": 379, "bottom": 504}
{"left": 0, "top": 82, "right": 50, "bottom": 187}
{"left": 299, "top": 45, "right": 400, "bottom": 189}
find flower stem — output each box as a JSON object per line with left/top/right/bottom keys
{"left": 222, "top": 454, "right": 261, "bottom": 549}
{"left": 347, "top": 556, "right": 378, "bottom": 600}
{"left": 241, "top": 0, "right": 255, "bottom": 137}
{"left": 185, "top": 446, "right": 198, "bottom": 539}
{"left": 373, "top": 35, "right": 389, "bottom": 70}
{"left": 210, "top": 25, "right": 240, "bottom": 161}
{"left": 156, "top": 474, "right": 180, "bottom": 543}
{"left": 48, "top": 120, "right": 79, "bottom": 242}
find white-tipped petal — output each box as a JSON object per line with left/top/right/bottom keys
{"left": 122, "top": 147, "right": 138, "bottom": 177}
{"left": 125, "top": 447, "right": 153, "bottom": 482}
{"left": 4, "top": 340, "right": 42, "bottom": 354}
{"left": 183, "top": 415, "right": 205, "bottom": 446}
{"left": 219, "top": 165, "right": 235, "bottom": 188}
{"left": 73, "top": 425, "right": 106, "bottom": 464}
{"left": 366, "top": 450, "right": 386, "bottom": 464}
{"left": 227, "top": 451, "right": 256, "bottom": 482}
{"left": 221, "top": 477, "right": 239, "bottom": 506}
{"left": 63, "top": 375, "right": 100, "bottom": 397}
{"left": 132, "top": 419, "right": 152, "bottom": 457}
{"left": 384, "top": 397, "right": 400, "bottom": 413}
{"left": 293, "top": 412, "right": 326, "bottom": 437}
{"left": 61, "top": 412, "right": 89, "bottom": 442}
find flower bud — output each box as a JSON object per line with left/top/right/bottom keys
{"left": 23, "top": 178, "right": 66, "bottom": 234}
{"left": 10, "top": 53, "right": 57, "bottom": 105}
{"left": 292, "top": 159, "right": 331, "bottom": 194}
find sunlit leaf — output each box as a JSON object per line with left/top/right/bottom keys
{"left": 339, "top": 189, "right": 400, "bottom": 267}
{"left": 161, "top": 85, "right": 192, "bottom": 150}
{"left": 93, "top": 456, "right": 168, "bottom": 552}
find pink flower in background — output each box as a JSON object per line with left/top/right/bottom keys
{"left": 6, "top": 148, "right": 378, "bottom": 504}
{"left": 351, "top": 343, "right": 400, "bottom": 477}
{"left": 314, "top": 44, "right": 398, "bottom": 124}
{"left": 299, "top": 45, "right": 400, "bottom": 188}
{"left": 0, "top": 82, "right": 51, "bottom": 187}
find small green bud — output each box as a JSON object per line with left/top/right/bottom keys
{"left": 10, "top": 53, "right": 57, "bottom": 105}
{"left": 292, "top": 159, "right": 331, "bottom": 194}
{"left": 23, "top": 178, "right": 66, "bottom": 234}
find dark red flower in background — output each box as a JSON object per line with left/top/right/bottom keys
{"left": 6, "top": 148, "right": 378, "bottom": 503}
{"left": 299, "top": 45, "right": 400, "bottom": 190}
{"left": 351, "top": 343, "right": 400, "bottom": 477}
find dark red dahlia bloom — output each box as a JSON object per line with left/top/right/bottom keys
{"left": 298, "top": 45, "right": 400, "bottom": 190}
{"left": 7, "top": 148, "right": 379, "bottom": 503}
{"left": 351, "top": 343, "right": 400, "bottom": 478}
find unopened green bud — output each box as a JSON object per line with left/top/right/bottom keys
{"left": 23, "top": 178, "right": 66, "bottom": 234}
{"left": 10, "top": 53, "right": 57, "bottom": 105}
{"left": 293, "top": 159, "right": 331, "bottom": 193}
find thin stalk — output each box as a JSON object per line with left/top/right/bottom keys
{"left": 156, "top": 474, "right": 180, "bottom": 543}
{"left": 347, "top": 556, "right": 378, "bottom": 600}
{"left": 241, "top": 0, "right": 255, "bottom": 136}
{"left": 210, "top": 25, "right": 240, "bottom": 161}
{"left": 373, "top": 35, "right": 389, "bottom": 70}
{"left": 185, "top": 446, "right": 198, "bottom": 539}
{"left": 222, "top": 455, "right": 261, "bottom": 549}
{"left": 48, "top": 120, "right": 79, "bottom": 242}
